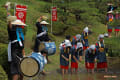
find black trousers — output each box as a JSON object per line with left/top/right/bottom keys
{"left": 10, "top": 42, "right": 23, "bottom": 75}
{"left": 34, "top": 34, "right": 50, "bottom": 52}
{"left": 33, "top": 38, "right": 41, "bottom": 52}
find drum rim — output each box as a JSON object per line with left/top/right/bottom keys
{"left": 19, "top": 57, "right": 40, "bottom": 77}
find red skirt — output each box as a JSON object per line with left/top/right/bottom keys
{"left": 97, "top": 62, "right": 107, "bottom": 69}
{"left": 60, "top": 65, "right": 69, "bottom": 70}
{"left": 83, "top": 46, "right": 88, "bottom": 50}
{"left": 115, "top": 29, "right": 119, "bottom": 32}
{"left": 108, "top": 29, "right": 112, "bottom": 32}
{"left": 85, "top": 62, "right": 94, "bottom": 69}
{"left": 71, "top": 62, "right": 78, "bottom": 69}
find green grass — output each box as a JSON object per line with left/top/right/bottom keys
{"left": 89, "top": 23, "right": 107, "bottom": 44}
{"left": 0, "top": 65, "right": 8, "bottom": 80}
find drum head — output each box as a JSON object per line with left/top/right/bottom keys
{"left": 20, "top": 57, "right": 40, "bottom": 77}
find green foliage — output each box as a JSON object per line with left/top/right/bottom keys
{"left": 114, "top": 19, "right": 120, "bottom": 26}
{"left": 0, "top": 43, "right": 8, "bottom": 66}
{"left": 107, "top": 19, "right": 120, "bottom": 27}
{"left": 0, "top": 7, "right": 8, "bottom": 44}
{"left": 66, "top": 15, "right": 76, "bottom": 25}
{"left": 0, "top": 43, "right": 9, "bottom": 80}
{"left": 48, "top": 33, "right": 56, "bottom": 41}
{"left": 0, "top": 65, "right": 8, "bottom": 80}
{"left": 52, "top": 21, "right": 66, "bottom": 34}
{"left": 105, "top": 37, "right": 120, "bottom": 57}
{"left": 0, "top": 28, "right": 8, "bottom": 44}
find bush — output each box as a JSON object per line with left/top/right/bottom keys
{"left": 51, "top": 21, "right": 66, "bottom": 34}
{"left": 105, "top": 37, "right": 120, "bottom": 57}
{"left": 48, "top": 33, "right": 56, "bottom": 41}
{"left": 107, "top": 19, "right": 120, "bottom": 27}
{"left": 0, "top": 28, "right": 8, "bottom": 44}
{"left": 0, "top": 43, "right": 9, "bottom": 79}
{"left": 0, "top": 65, "right": 8, "bottom": 80}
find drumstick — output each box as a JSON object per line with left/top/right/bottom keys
{"left": 16, "top": 55, "right": 22, "bottom": 61}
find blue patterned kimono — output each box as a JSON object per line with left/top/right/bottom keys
{"left": 60, "top": 47, "right": 71, "bottom": 66}
{"left": 71, "top": 36, "right": 76, "bottom": 46}
{"left": 71, "top": 45, "right": 83, "bottom": 62}
{"left": 96, "top": 41, "right": 107, "bottom": 63}
{"left": 81, "top": 32, "right": 89, "bottom": 47}
{"left": 85, "top": 48, "right": 97, "bottom": 63}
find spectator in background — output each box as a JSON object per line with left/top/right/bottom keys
{"left": 107, "top": 11, "right": 114, "bottom": 37}
{"left": 114, "top": 11, "right": 120, "bottom": 37}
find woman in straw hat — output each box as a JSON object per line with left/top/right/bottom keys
{"left": 7, "top": 17, "right": 26, "bottom": 80}
{"left": 95, "top": 34, "right": 108, "bottom": 72}
{"left": 34, "top": 17, "right": 50, "bottom": 64}
{"left": 34, "top": 16, "right": 50, "bottom": 52}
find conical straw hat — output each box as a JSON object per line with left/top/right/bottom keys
{"left": 11, "top": 19, "right": 27, "bottom": 26}
{"left": 7, "top": 16, "right": 17, "bottom": 22}
{"left": 40, "top": 21, "right": 49, "bottom": 25}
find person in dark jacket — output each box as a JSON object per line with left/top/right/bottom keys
{"left": 34, "top": 20, "right": 50, "bottom": 52}
{"left": 7, "top": 19, "right": 26, "bottom": 80}
{"left": 34, "top": 18, "right": 51, "bottom": 63}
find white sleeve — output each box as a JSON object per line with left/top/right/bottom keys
{"left": 44, "top": 57, "right": 47, "bottom": 64}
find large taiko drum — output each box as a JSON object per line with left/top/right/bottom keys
{"left": 44, "top": 42, "right": 56, "bottom": 56}
{"left": 20, "top": 52, "right": 46, "bottom": 77}
{"left": 39, "top": 42, "right": 56, "bottom": 56}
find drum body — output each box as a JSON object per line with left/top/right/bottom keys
{"left": 44, "top": 42, "right": 56, "bottom": 56}
{"left": 20, "top": 52, "right": 45, "bottom": 77}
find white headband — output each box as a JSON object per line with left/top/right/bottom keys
{"left": 89, "top": 45, "right": 95, "bottom": 50}
{"left": 83, "top": 27, "right": 88, "bottom": 32}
